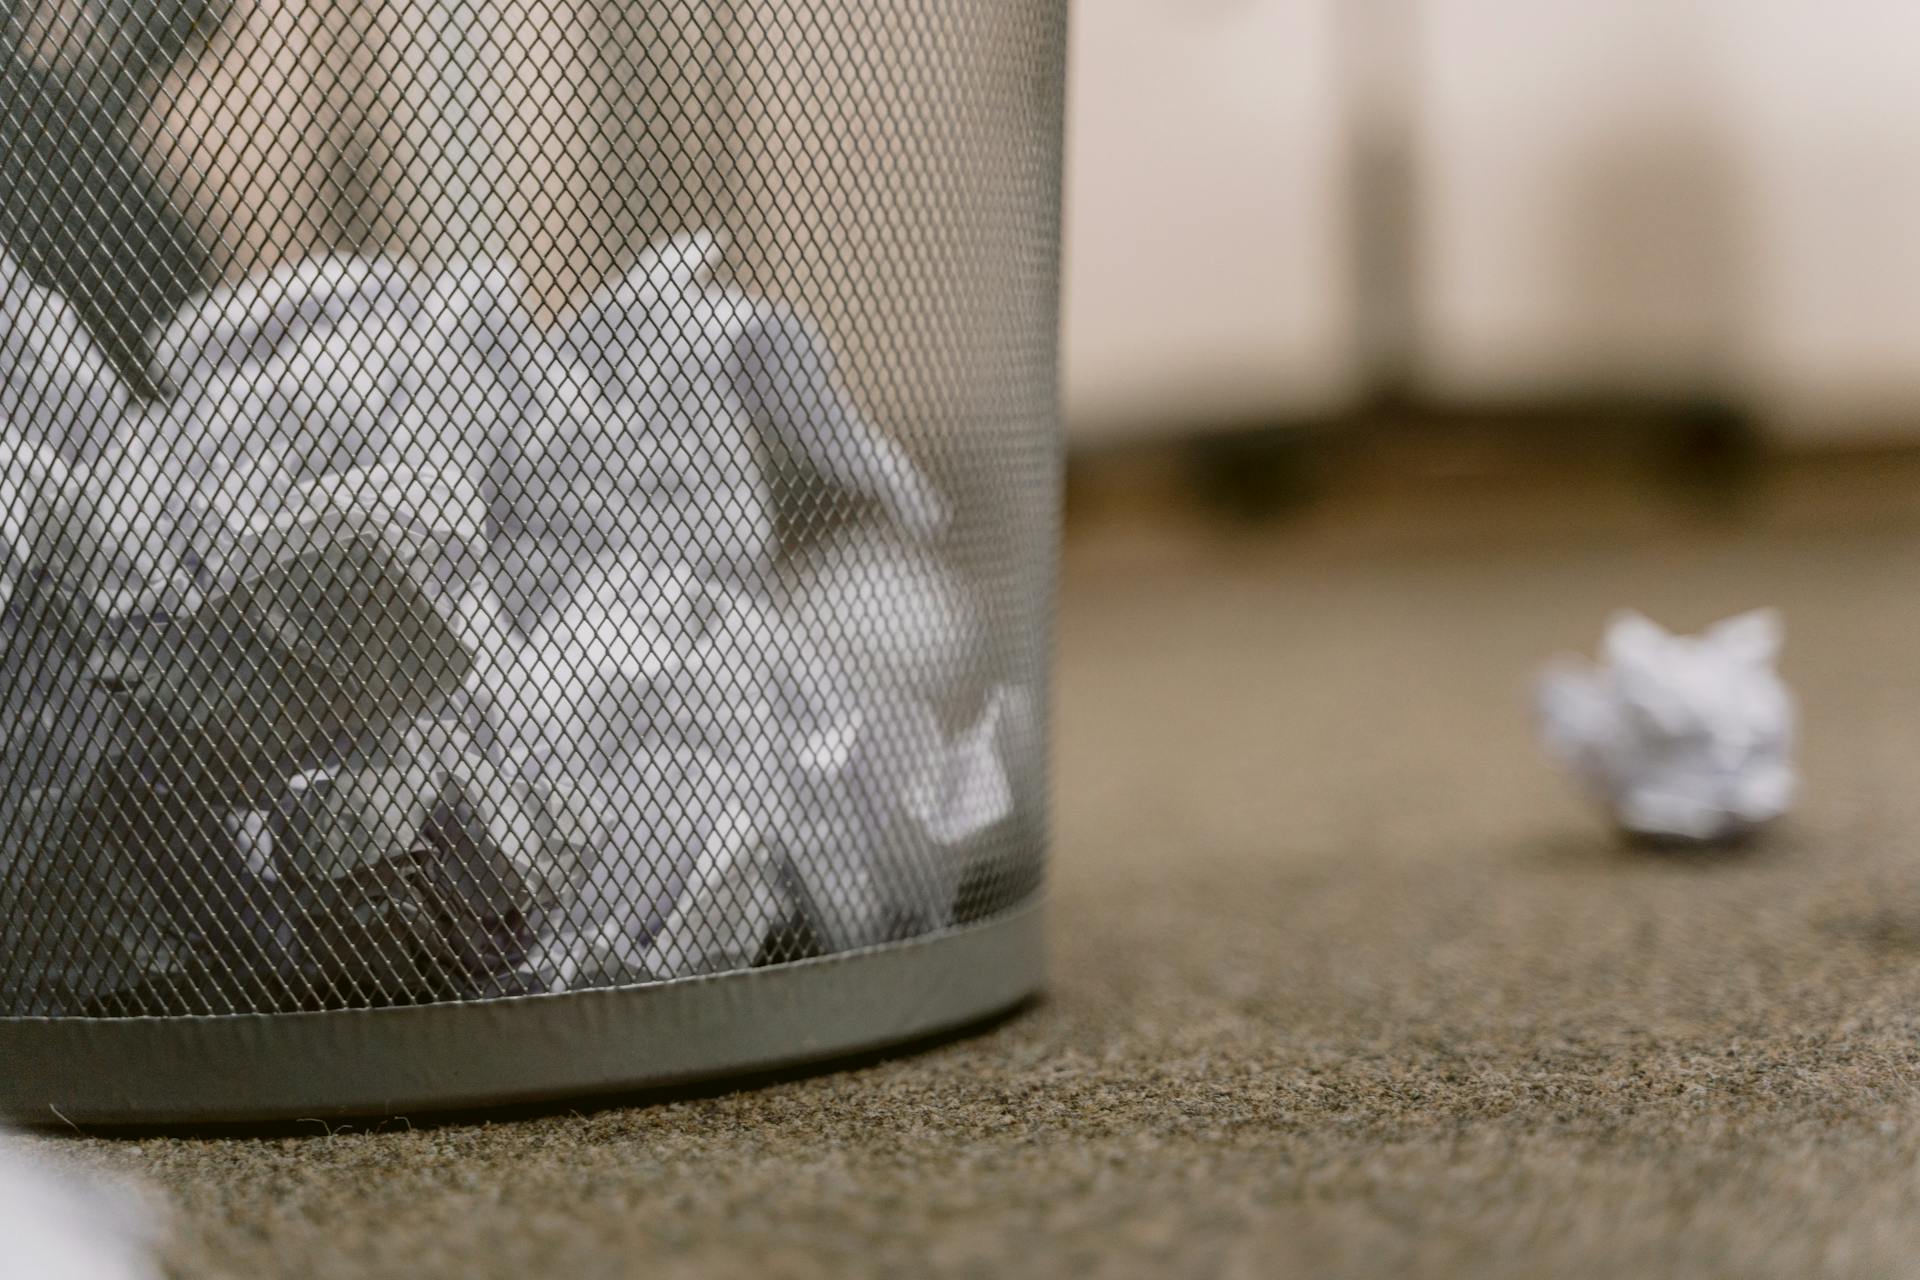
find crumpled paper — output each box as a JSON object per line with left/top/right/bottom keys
{"left": 722, "top": 297, "right": 949, "bottom": 539}
{"left": 152, "top": 254, "right": 516, "bottom": 609}
{"left": 501, "top": 558, "right": 779, "bottom": 959}
{"left": 559, "top": 232, "right": 947, "bottom": 540}
{"left": 1536, "top": 610, "right": 1796, "bottom": 843}
{"left": 0, "top": 582, "right": 120, "bottom": 795}
{"left": 782, "top": 524, "right": 981, "bottom": 703}
{"left": 0, "top": 1134, "right": 162, "bottom": 1280}
{"left": 501, "top": 540, "right": 1020, "bottom": 980}
{"left": 0, "top": 439, "right": 101, "bottom": 610}
{"left": 0, "top": 783, "right": 166, "bottom": 1015}
{"left": 0, "top": 230, "right": 1027, "bottom": 1010}
{"left": 0, "top": 249, "right": 129, "bottom": 466}
{"left": 277, "top": 717, "right": 589, "bottom": 1004}
{"left": 773, "top": 684, "right": 1017, "bottom": 953}
{"left": 131, "top": 508, "right": 475, "bottom": 797}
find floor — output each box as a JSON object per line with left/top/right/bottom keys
{"left": 21, "top": 457, "right": 1920, "bottom": 1278}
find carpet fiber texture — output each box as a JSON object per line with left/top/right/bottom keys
{"left": 16, "top": 474, "right": 1920, "bottom": 1278}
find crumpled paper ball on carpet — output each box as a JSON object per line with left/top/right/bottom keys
{"left": 0, "top": 1135, "right": 160, "bottom": 1280}
{"left": 1536, "top": 609, "right": 1796, "bottom": 843}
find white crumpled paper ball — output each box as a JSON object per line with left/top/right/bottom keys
{"left": 0, "top": 1135, "right": 161, "bottom": 1280}
{"left": 1536, "top": 609, "right": 1796, "bottom": 843}
{"left": 0, "top": 247, "right": 132, "bottom": 466}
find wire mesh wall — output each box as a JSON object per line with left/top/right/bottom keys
{"left": 0, "top": 0, "right": 1063, "bottom": 1021}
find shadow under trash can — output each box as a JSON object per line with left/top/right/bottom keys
{"left": 0, "top": 0, "right": 1065, "bottom": 1123}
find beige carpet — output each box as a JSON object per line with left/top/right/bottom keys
{"left": 21, "top": 464, "right": 1920, "bottom": 1278}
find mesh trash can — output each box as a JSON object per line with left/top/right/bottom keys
{"left": 0, "top": 0, "right": 1063, "bottom": 1122}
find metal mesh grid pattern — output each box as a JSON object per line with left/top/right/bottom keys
{"left": 0, "top": 0, "right": 1062, "bottom": 1018}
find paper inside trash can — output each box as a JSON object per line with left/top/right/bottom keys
{"left": 134, "top": 514, "right": 474, "bottom": 793}
{"left": 0, "top": 233, "right": 1037, "bottom": 1015}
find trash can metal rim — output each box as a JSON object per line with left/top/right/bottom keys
{"left": 0, "top": 899, "right": 1045, "bottom": 1125}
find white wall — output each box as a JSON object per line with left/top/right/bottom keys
{"left": 1413, "top": 0, "right": 1734, "bottom": 400}
{"left": 1060, "top": 0, "right": 1357, "bottom": 438}
{"left": 1063, "top": 0, "right": 1920, "bottom": 444}
{"left": 1711, "top": 0, "right": 1920, "bottom": 441}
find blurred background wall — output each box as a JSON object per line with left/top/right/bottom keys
{"left": 1061, "top": 0, "right": 1920, "bottom": 448}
